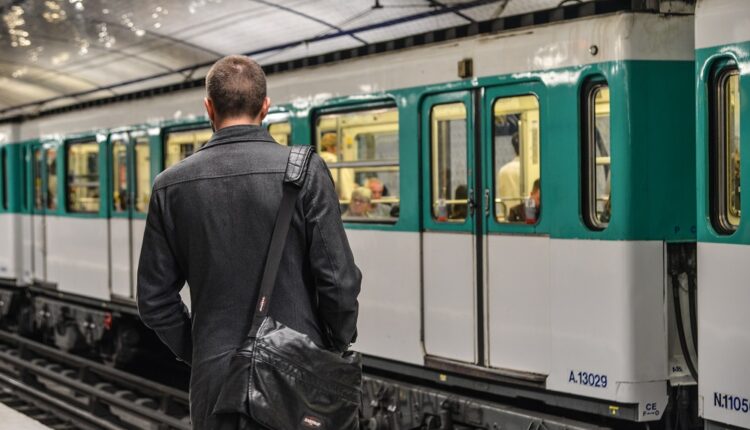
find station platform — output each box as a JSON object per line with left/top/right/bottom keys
{"left": 0, "top": 401, "right": 50, "bottom": 430}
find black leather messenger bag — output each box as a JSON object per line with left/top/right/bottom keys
{"left": 213, "top": 146, "right": 362, "bottom": 430}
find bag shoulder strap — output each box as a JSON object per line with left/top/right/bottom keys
{"left": 249, "top": 145, "right": 315, "bottom": 338}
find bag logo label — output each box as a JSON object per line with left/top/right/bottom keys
{"left": 258, "top": 296, "right": 267, "bottom": 312}
{"left": 301, "top": 415, "right": 323, "bottom": 428}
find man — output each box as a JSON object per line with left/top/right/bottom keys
{"left": 365, "top": 178, "right": 391, "bottom": 218}
{"left": 137, "top": 55, "right": 361, "bottom": 430}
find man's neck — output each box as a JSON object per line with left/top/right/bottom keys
{"left": 214, "top": 117, "right": 261, "bottom": 130}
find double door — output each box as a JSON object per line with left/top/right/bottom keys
{"left": 421, "top": 83, "right": 545, "bottom": 371}
{"left": 109, "top": 132, "right": 152, "bottom": 300}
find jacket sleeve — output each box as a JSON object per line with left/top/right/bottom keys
{"left": 136, "top": 187, "right": 192, "bottom": 365}
{"left": 303, "top": 155, "right": 362, "bottom": 352}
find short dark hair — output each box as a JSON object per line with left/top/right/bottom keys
{"left": 205, "top": 55, "right": 266, "bottom": 119}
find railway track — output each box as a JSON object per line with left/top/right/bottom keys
{"left": 0, "top": 329, "right": 190, "bottom": 430}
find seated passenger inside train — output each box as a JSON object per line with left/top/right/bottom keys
{"left": 507, "top": 179, "right": 540, "bottom": 223}
{"left": 344, "top": 187, "right": 372, "bottom": 218}
{"left": 365, "top": 178, "right": 391, "bottom": 218}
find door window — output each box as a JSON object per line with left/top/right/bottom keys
{"left": 493, "top": 95, "right": 540, "bottom": 224}
{"left": 134, "top": 136, "right": 151, "bottom": 213}
{"left": 430, "top": 103, "right": 468, "bottom": 222}
{"left": 46, "top": 148, "right": 58, "bottom": 211}
{"left": 112, "top": 138, "right": 129, "bottom": 212}
{"left": 66, "top": 141, "right": 99, "bottom": 213}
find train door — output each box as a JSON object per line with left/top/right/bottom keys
{"left": 31, "top": 143, "right": 57, "bottom": 282}
{"left": 109, "top": 131, "right": 152, "bottom": 300}
{"left": 481, "top": 84, "right": 549, "bottom": 376}
{"left": 421, "top": 92, "right": 478, "bottom": 364}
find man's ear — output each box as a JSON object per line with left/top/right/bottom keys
{"left": 258, "top": 97, "right": 271, "bottom": 122}
{"left": 204, "top": 97, "right": 215, "bottom": 123}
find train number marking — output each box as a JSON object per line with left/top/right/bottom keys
{"left": 568, "top": 370, "right": 608, "bottom": 388}
{"left": 714, "top": 392, "right": 750, "bottom": 414}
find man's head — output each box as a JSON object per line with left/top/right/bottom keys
{"left": 530, "top": 178, "right": 540, "bottom": 206}
{"left": 204, "top": 55, "right": 270, "bottom": 129}
{"left": 366, "top": 178, "right": 384, "bottom": 200}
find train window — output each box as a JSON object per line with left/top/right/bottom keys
{"left": 711, "top": 67, "right": 741, "bottom": 233}
{"left": 46, "top": 148, "right": 58, "bottom": 211}
{"left": 1, "top": 148, "right": 7, "bottom": 211}
{"left": 112, "top": 138, "right": 128, "bottom": 212}
{"left": 134, "top": 136, "right": 151, "bottom": 213}
{"left": 430, "top": 103, "right": 468, "bottom": 222}
{"left": 66, "top": 141, "right": 99, "bottom": 213}
{"left": 581, "top": 80, "right": 611, "bottom": 230}
{"left": 493, "top": 95, "right": 540, "bottom": 223}
{"left": 266, "top": 113, "right": 291, "bottom": 146}
{"left": 316, "top": 106, "right": 399, "bottom": 221}
{"left": 164, "top": 128, "right": 212, "bottom": 169}
{"left": 33, "top": 149, "right": 43, "bottom": 210}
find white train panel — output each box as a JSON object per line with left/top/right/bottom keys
{"left": 32, "top": 215, "right": 45, "bottom": 281}
{"left": 423, "top": 232, "right": 476, "bottom": 364}
{"left": 17, "top": 14, "right": 692, "bottom": 140}
{"left": 547, "top": 239, "right": 668, "bottom": 419}
{"left": 20, "top": 214, "right": 32, "bottom": 284}
{"left": 0, "top": 214, "right": 14, "bottom": 280}
{"left": 46, "top": 217, "right": 109, "bottom": 300}
{"left": 698, "top": 242, "right": 750, "bottom": 429}
{"left": 695, "top": 0, "right": 750, "bottom": 49}
{"left": 346, "top": 229, "right": 422, "bottom": 365}
{"left": 487, "top": 234, "right": 550, "bottom": 376}
{"left": 110, "top": 218, "right": 131, "bottom": 299}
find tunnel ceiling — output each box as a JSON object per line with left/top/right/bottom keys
{"left": 0, "top": 0, "right": 592, "bottom": 118}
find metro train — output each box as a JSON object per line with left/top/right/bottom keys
{"left": 0, "top": 0, "right": 748, "bottom": 429}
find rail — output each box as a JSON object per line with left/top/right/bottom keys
{"left": 0, "top": 329, "right": 190, "bottom": 429}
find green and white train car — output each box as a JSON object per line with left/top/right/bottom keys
{"left": 1, "top": 2, "right": 742, "bottom": 428}
{"left": 695, "top": 1, "right": 750, "bottom": 429}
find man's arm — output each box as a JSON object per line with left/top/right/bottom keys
{"left": 303, "top": 155, "right": 362, "bottom": 352}
{"left": 137, "top": 188, "right": 192, "bottom": 365}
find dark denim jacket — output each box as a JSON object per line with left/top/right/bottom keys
{"left": 136, "top": 125, "right": 361, "bottom": 429}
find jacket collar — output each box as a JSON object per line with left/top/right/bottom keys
{"left": 198, "top": 124, "right": 275, "bottom": 152}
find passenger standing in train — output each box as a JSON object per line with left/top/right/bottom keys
{"left": 319, "top": 132, "right": 338, "bottom": 164}
{"left": 497, "top": 134, "right": 521, "bottom": 217}
{"left": 136, "top": 55, "right": 362, "bottom": 430}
